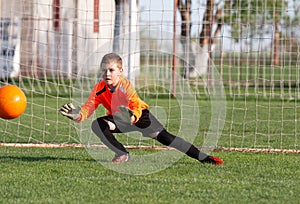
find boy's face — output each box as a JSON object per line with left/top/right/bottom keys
{"left": 101, "top": 62, "right": 123, "bottom": 87}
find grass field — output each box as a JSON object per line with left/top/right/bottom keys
{"left": 1, "top": 147, "right": 299, "bottom": 203}
{"left": 1, "top": 81, "right": 300, "bottom": 203}
{"left": 1, "top": 90, "right": 299, "bottom": 149}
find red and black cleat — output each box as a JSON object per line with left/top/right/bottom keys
{"left": 201, "top": 156, "right": 224, "bottom": 166}
{"left": 111, "top": 154, "right": 130, "bottom": 164}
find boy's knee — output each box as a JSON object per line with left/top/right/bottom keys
{"left": 148, "top": 131, "right": 160, "bottom": 139}
{"left": 91, "top": 118, "right": 107, "bottom": 133}
{"left": 91, "top": 119, "right": 99, "bottom": 133}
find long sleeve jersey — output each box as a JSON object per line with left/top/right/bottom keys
{"left": 76, "top": 76, "right": 149, "bottom": 123}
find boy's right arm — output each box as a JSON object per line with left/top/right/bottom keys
{"left": 59, "top": 103, "right": 81, "bottom": 121}
{"left": 59, "top": 83, "right": 102, "bottom": 122}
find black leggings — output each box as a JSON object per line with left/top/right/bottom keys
{"left": 91, "top": 109, "right": 208, "bottom": 161}
{"left": 156, "top": 130, "right": 208, "bottom": 161}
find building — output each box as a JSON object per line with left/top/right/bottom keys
{"left": 0, "top": 0, "right": 139, "bottom": 80}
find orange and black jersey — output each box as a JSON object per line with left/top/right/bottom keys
{"left": 76, "top": 76, "right": 149, "bottom": 123}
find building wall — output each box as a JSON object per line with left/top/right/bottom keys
{"left": 0, "top": 0, "right": 140, "bottom": 79}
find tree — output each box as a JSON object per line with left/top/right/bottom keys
{"left": 178, "top": 0, "right": 289, "bottom": 78}
{"left": 225, "top": 0, "right": 288, "bottom": 66}
{"left": 178, "top": 0, "right": 231, "bottom": 78}
{"left": 177, "top": 0, "right": 196, "bottom": 78}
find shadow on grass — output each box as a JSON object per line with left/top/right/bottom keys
{"left": 0, "top": 155, "right": 95, "bottom": 162}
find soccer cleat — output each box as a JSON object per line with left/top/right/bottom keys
{"left": 201, "top": 156, "right": 224, "bottom": 165}
{"left": 111, "top": 154, "right": 130, "bottom": 164}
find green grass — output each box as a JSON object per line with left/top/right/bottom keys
{"left": 1, "top": 79, "right": 300, "bottom": 203}
{"left": 0, "top": 147, "right": 299, "bottom": 203}
{"left": 1, "top": 88, "right": 299, "bottom": 149}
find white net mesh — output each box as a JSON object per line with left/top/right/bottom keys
{"left": 0, "top": 0, "right": 299, "bottom": 152}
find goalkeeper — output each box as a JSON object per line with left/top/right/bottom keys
{"left": 60, "top": 53, "right": 223, "bottom": 165}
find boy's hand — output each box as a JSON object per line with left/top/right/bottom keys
{"left": 59, "top": 103, "right": 81, "bottom": 120}
{"left": 114, "top": 106, "right": 135, "bottom": 124}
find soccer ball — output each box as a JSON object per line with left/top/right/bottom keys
{"left": 0, "top": 84, "right": 27, "bottom": 119}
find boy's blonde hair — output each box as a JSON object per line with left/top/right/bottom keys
{"left": 100, "top": 53, "right": 122, "bottom": 70}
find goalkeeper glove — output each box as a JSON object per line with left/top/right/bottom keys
{"left": 114, "top": 106, "right": 135, "bottom": 124}
{"left": 59, "top": 103, "right": 81, "bottom": 121}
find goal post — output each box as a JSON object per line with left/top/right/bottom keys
{"left": 0, "top": 0, "right": 299, "bottom": 154}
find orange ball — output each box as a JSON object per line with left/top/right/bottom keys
{"left": 0, "top": 84, "right": 27, "bottom": 119}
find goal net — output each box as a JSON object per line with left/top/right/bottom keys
{"left": 0, "top": 0, "right": 299, "bottom": 154}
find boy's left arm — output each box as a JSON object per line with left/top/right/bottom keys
{"left": 115, "top": 106, "right": 135, "bottom": 124}
{"left": 122, "top": 78, "right": 149, "bottom": 123}
{"left": 128, "top": 93, "right": 143, "bottom": 123}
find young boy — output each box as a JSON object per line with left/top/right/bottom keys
{"left": 60, "top": 53, "right": 223, "bottom": 165}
